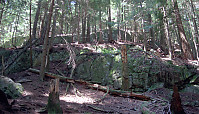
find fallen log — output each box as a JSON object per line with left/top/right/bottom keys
{"left": 28, "top": 68, "right": 151, "bottom": 101}
{"left": 28, "top": 68, "right": 74, "bottom": 83}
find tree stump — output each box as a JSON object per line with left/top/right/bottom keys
{"left": 121, "top": 45, "right": 129, "bottom": 91}
{"left": 170, "top": 85, "right": 185, "bottom": 114}
{"left": 47, "top": 78, "right": 63, "bottom": 114}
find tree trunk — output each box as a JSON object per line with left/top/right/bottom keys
{"left": 189, "top": 0, "right": 199, "bottom": 61}
{"left": 108, "top": 3, "right": 113, "bottom": 43}
{"left": 0, "top": 5, "right": 4, "bottom": 25}
{"left": 86, "top": 14, "right": 90, "bottom": 43}
{"left": 140, "top": 2, "right": 147, "bottom": 51}
{"left": 170, "top": 85, "right": 185, "bottom": 114}
{"left": 117, "top": 3, "right": 121, "bottom": 41}
{"left": 40, "top": 0, "right": 55, "bottom": 81}
{"left": 82, "top": 8, "right": 86, "bottom": 43}
{"left": 47, "top": 78, "right": 63, "bottom": 114}
{"left": 39, "top": 0, "right": 50, "bottom": 43}
{"left": 163, "top": 6, "right": 173, "bottom": 59}
{"left": 99, "top": 9, "right": 103, "bottom": 44}
{"left": 148, "top": 13, "right": 155, "bottom": 48}
{"left": 77, "top": 3, "right": 80, "bottom": 43}
{"left": 29, "top": 0, "right": 33, "bottom": 67}
{"left": 173, "top": 0, "right": 193, "bottom": 60}
{"left": 121, "top": 45, "right": 129, "bottom": 91}
{"left": 32, "top": 0, "right": 42, "bottom": 40}
{"left": 46, "top": 4, "right": 58, "bottom": 71}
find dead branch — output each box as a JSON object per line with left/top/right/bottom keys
{"left": 94, "top": 86, "right": 109, "bottom": 103}
{"left": 28, "top": 68, "right": 151, "bottom": 101}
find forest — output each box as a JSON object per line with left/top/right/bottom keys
{"left": 0, "top": 0, "right": 199, "bottom": 113}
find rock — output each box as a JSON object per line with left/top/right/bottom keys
{"left": 0, "top": 75, "right": 23, "bottom": 99}
{"left": 182, "top": 85, "right": 199, "bottom": 94}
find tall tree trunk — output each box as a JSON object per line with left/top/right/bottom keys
{"left": 30, "top": 0, "right": 42, "bottom": 67}
{"left": 40, "top": 0, "right": 55, "bottom": 81}
{"left": 77, "top": 3, "right": 80, "bottom": 43}
{"left": 29, "top": 0, "right": 33, "bottom": 67}
{"left": 140, "top": 3, "right": 147, "bottom": 51}
{"left": 0, "top": 5, "right": 4, "bottom": 25}
{"left": 39, "top": 0, "right": 50, "bottom": 43}
{"left": 59, "top": 0, "right": 65, "bottom": 35}
{"left": 94, "top": 17, "right": 97, "bottom": 42}
{"left": 163, "top": 6, "right": 173, "bottom": 59}
{"left": 99, "top": 9, "right": 103, "bottom": 44}
{"left": 173, "top": 0, "right": 193, "bottom": 60}
{"left": 32, "top": 0, "right": 42, "bottom": 40}
{"left": 148, "top": 13, "right": 155, "bottom": 48}
{"left": 82, "top": 8, "right": 86, "bottom": 43}
{"left": 86, "top": 14, "right": 90, "bottom": 43}
{"left": 46, "top": 3, "right": 58, "bottom": 71}
{"left": 189, "top": 0, "right": 199, "bottom": 61}
{"left": 108, "top": 2, "right": 113, "bottom": 43}
{"left": 134, "top": 18, "right": 138, "bottom": 42}
{"left": 117, "top": 4, "right": 121, "bottom": 41}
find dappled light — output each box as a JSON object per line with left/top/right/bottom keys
{"left": 0, "top": 0, "right": 199, "bottom": 113}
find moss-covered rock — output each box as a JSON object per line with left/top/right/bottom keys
{"left": 0, "top": 76, "right": 23, "bottom": 98}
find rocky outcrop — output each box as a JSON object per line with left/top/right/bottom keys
{"left": 0, "top": 75, "right": 23, "bottom": 98}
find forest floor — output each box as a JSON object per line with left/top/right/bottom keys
{"left": 5, "top": 43, "right": 199, "bottom": 114}
{"left": 7, "top": 69, "right": 199, "bottom": 114}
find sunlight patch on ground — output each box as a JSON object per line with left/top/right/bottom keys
{"left": 60, "top": 95, "right": 95, "bottom": 104}
{"left": 23, "top": 90, "right": 33, "bottom": 96}
{"left": 42, "top": 93, "right": 49, "bottom": 97}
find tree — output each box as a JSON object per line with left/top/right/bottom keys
{"left": 40, "top": 0, "right": 55, "bottom": 81}
{"left": 173, "top": 0, "right": 193, "bottom": 60}
{"left": 163, "top": 6, "right": 173, "bottom": 59}
{"left": 108, "top": 0, "right": 113, "bottom": 43}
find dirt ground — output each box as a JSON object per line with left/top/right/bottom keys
{"left": 6, "top": 68, "right": 199, "bottom": 114}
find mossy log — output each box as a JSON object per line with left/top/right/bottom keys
{"left": 28, "top": 68, "right": 151, "bottom": 101}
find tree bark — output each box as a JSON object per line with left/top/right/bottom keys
{"left": 32, "top": 0, "right": 42, "bottom": 40}
{"left": 0, "top": 5, "right": 4, "bottom": 25}
{"left": 170, "top": 85, "right": 185, "bottom": 114}
{"left": 173, "top": 0, "right": 193, "bottom": 60}
{"left": 82, "top": 8, "right": 86, "bottom": 43}
{"left": 40, "top": 0, "right": 55, "bottom": 81}
{"left": 108, "top": 2, "right": 113, "bottom": 43}
{"left": 47, "top": 78, "right": 63, "bottom": 114}
{"left": 77, "top": 3, "right": 80, "bottom": 43}
{"left": 39, "top": 0, "right": 50, "bottom": 43}
{"left": 121, "top": 45, "right": 129, "bottom": 91}
{"left": 29, "top": 0, "right": 33, "bottom": 67}
{"left": 148, "top": 13, "right": 155, "bottom": 48}
{"left": 189, "top": 0, "right": 199, "bottom": 61}
{"left": 99, "top": 9, "right": 103, "bottom": 44}
{"left": 117, "top": 3, "right": 121, "bottom": 41}
{"left": 163, "top": 6, "right": 173, "bottom": 59}
{"left": 86, "top": 14, "right": 90, "bottom": 43}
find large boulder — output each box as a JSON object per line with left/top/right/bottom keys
{"left": 0, "top": 76, "right": 23, "bottom": 99}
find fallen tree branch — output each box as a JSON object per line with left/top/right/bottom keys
{"left": 28, "top": 68, "right": 74, "bottom": 83}
{"left": 28, "top": 68, "right": 151, "bottom": 101}
{"left": 94, "top": 86, "right": 109, "bottom": 103}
